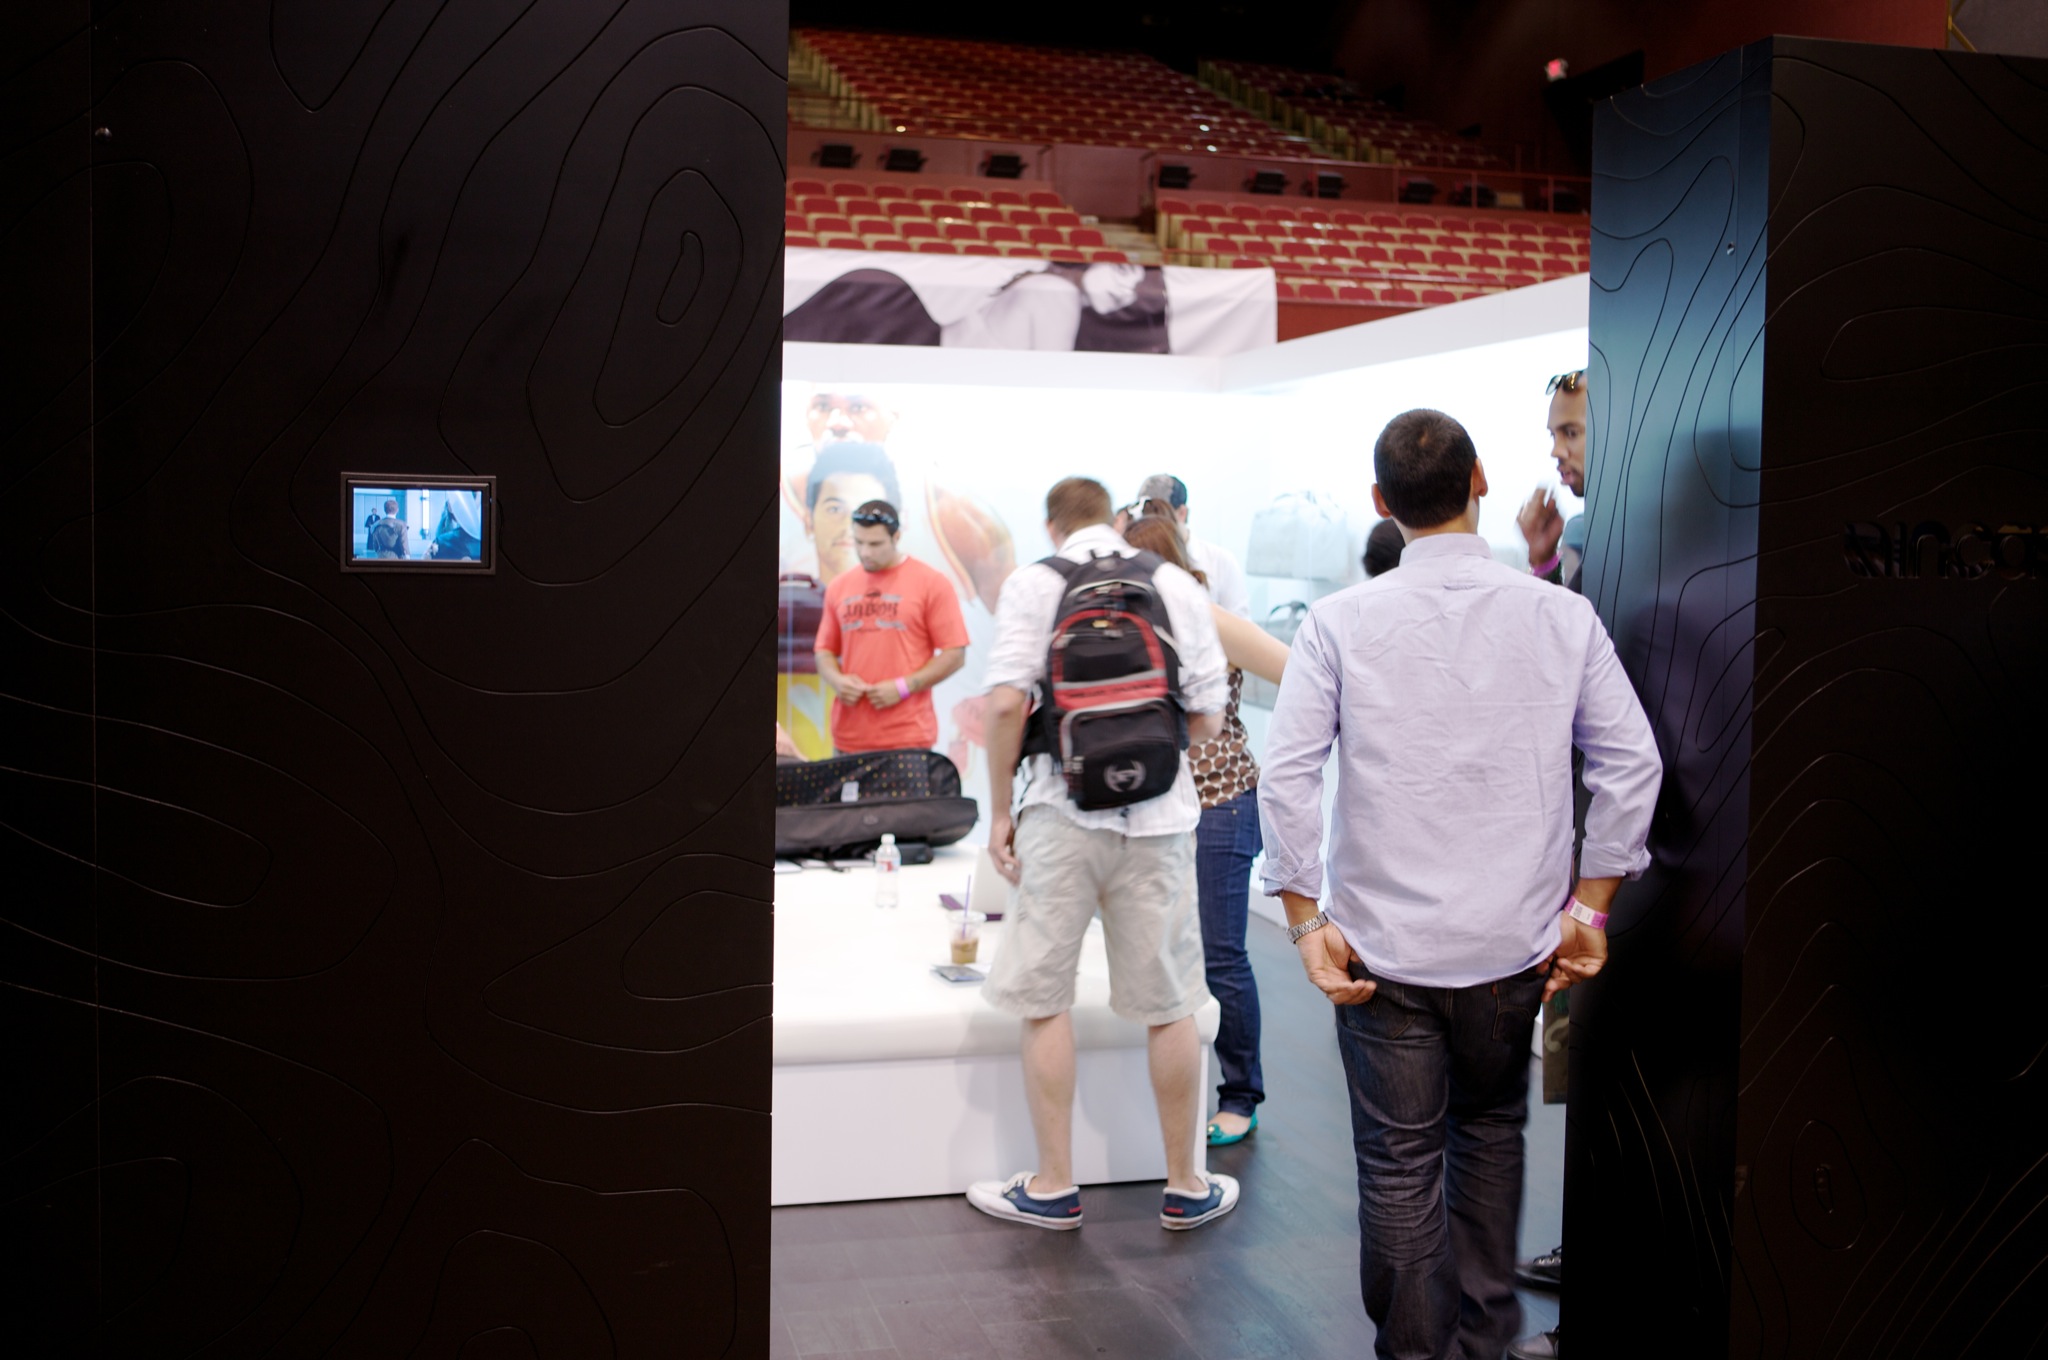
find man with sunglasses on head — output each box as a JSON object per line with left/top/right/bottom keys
{"left": 1517, "top": 370, "right": 1589, "bottom": 593}
{"left": 1508, "top": 369, "right": 1599, "bottom": 1360}
{"left": 814, "top": 500, "right": 970, "bottom": 755}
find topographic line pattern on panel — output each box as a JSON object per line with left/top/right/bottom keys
{"left": 1573, "top": 38, "right": 2048, "bottom": 1360}
{"left": 2, "top": 2, "right": 784, "bottom": 1352}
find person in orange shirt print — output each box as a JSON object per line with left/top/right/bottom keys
{"left": 814, "top": 499, "right": 970, "bottom": 754}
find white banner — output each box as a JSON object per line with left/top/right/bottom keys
{"left": 783, "top": 248, "right": 1276, "bottom": 356}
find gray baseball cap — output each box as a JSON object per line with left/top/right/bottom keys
{"left": 1134, "top": 474, "right": 1187, "bottom": 508}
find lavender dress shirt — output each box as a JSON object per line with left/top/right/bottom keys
{"left": 1258, "top": 533, "right": 1661, "bottom": 988}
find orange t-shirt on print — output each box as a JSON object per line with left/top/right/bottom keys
{"left": 815, "top": 556, "right": 970, "bottom": 753}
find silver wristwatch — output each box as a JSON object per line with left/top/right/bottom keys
{"left": 1287, "top": 910, "right": 1331, "bottom": 944}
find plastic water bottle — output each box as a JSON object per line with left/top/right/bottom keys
{"left": 874, "top": 834, "right": 901, "bottom": 908}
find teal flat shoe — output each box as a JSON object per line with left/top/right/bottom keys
{"left": 1206, "top": 1111, "right": 1258, "bottom": 1147}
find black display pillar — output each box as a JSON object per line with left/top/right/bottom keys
{"left": 1568, "top": 38, "right": 2048, "bottom": 1360}
{"left": 4, "top": 2, "right": 784, "bottom": 1352}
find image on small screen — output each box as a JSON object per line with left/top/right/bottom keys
{"left": 349, "top": 486, "right": 485, "bottom": 563}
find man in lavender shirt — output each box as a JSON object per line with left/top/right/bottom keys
{"left": 1259, "top": 409, "right": 1661, "bottom": 1360}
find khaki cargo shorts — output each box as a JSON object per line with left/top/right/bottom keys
{"left": 982, "top": 806, "right": 1210, "bottom": 1026}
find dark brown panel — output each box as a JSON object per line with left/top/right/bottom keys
{"left": 5, "top": 1, "right": 783, "bottom": 1351}
{"left": 1573, "top": 37, "right": 2048, "bottom": 1360}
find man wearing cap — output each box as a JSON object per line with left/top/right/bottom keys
{"left": 1133, "top": 474, "right": 1252, "bottom": 618}
{"left": 814, "top": 499, "right": 970, "bottom": 754}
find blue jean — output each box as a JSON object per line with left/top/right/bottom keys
{"left": 1333, "top": 959, "right": 1545, "bottom": 1360}
{"left": 1195, "top": 786, "right": 1264, "bottom": 1117}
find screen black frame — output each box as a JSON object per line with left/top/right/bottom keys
{"left": 340, "top": 473, "right": 497, "bottom": 574}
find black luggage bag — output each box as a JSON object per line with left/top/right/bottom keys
{"left": 774, "top": 749, "right": 979, "bottom": 861}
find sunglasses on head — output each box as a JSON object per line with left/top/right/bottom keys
{"left": 851, "top": 509, "right": 899, "bottom": 530}
{"left": 1546, "top": 370, "right": 1586, "bottom": 395}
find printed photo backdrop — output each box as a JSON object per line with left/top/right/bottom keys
{"left": 777, "top": 326, "right": 1587, "bottom": 802}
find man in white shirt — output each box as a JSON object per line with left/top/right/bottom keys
{"left": 1260, "top": 410, "right": 1661, "bottom": 1360}
{"left": 1132, "top": 473, "right": 1252, "bottom": 617}
{"left": 968, "top": 477, "right": 1238, "bottom": 1233}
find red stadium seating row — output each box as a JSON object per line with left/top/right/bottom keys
{"left": 1203, "top": 60, "right": 1506, "bottom": 169}
{"left": 788, "top": 216, "right": 1110, "bottom": 249}
{"left": 789, "top": 234, "right": 1131, "bottom": 264}
{"left": 795, "top": 29, "right": 1318, "bottom": 158}
{"left": 788, "top": 180, "right": 1068, "bottom": 208}
{"left": 787, "top": 200, "right": 1086, "bottom": 229}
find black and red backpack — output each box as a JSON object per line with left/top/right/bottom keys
{"left": 1021, "top": 550, "right": 1189, "bottom": 810}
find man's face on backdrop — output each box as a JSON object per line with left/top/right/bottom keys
{"left": 812, "top": 472, "right": 888, "bottom": 583}
{"left": 1547, "top": 385, "right": 1588, "bottom": 497}
{"left": 807, "top": 392, "right": 894, "bottom": 446}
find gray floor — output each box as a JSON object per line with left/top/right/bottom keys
{"left": 770, "top": 916, "right": 1564, "bottom": 1358}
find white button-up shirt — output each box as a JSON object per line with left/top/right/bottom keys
{"left": 984, "top": 523, "right": 1228, "bottom": 837}
{"left": 1186, "top": 533, "right": 1251, "bottom": 618}
{"left": 1258, "top": 533, "right": 1661, "bottom": 988}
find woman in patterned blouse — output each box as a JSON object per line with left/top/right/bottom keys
{"left": 1123, "top": 516, "right": 1287, "bottom": 1145}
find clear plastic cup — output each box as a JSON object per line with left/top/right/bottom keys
{"left": 949, "top": 911, "right": 986, "bottom": 966}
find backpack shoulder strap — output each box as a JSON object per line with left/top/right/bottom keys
{"left": 1037, "top": 554, "right": 1083, "bottom": 583}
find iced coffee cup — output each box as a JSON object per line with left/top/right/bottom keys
{"left": 950, "top": 911, "right": 986, "bottom": 966}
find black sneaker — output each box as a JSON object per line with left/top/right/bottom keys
{"left": 966, "top": 1172, "right": 1083, "bottom": 1230}
{"left": 1515, "top": 1244, "right": 1562, "bottom": 1290}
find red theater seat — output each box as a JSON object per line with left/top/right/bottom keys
{"left": 1046, "top": 248, "right": 1087, "bottom": 261}
{"left": 1467, "top": 252, "right": 1504, "bottom": 271}
{"left": 944, "top": 222, "right": 981, "bottom": 241}
{"left": 1027, "top": 190, "right": 1064, "bottom": 208}
{"left": 1368, "top": 213, "right": 1403, "bottom": 229}
{"left": 799, "top": 196, "right": 838, "bottom": 215}
{"left": 872, "top": 184, "right": 909, "bottom": 200}
{"left": 1392, "top": 246, "right": 1427, "bottom": 266}
{"left": 1429, "top": 248, "right": 1466, "bottom": 267}
{"left": 912, "top": 186, "right": 948, "bottom": 201}
{"left": 843, "top": 198, "right": 883, "bottom": 218}
{"left": 829, "top": 180, "right": 867, "bottom": 197}
{"left": 845, "top": 217, "right": 888, "bottom": 236}
{"left": 915, "top": 241, "right": 958, "bottom": 253}
{"left": 967, "top": 206, "right": 1006, "bottom": 224}
{"left": 988, "top": 189, "right": 1026, "bottom": 205}
{"left": 785, "top": 212, "right": 808, "bottom": 233}
{"left": 1420, "top": 288, "right": 1457, "bottom": 305}
{"left": 791, "top": 179, "right": 829, "bottom": 197}
{"left": 820, "top": 235, "right": 864, "bottom": 250}
{"left": 1068, "top": 228, "right": 1106, "bottom": 248}
{"left": 949, "top": 186, "right": 985, "bottom": 203}
{"left": 985, "top": 225, "right": 1024, "bottom": 244}
{"left": 814, "top": 215, "right": 856, "bottom": 234}
{"left": 961, "top": 243, "right": 1003, "bottom": 255}
{"left": 1295, "top": 280, "right": 1338, "bottom": 301}
{"left": 871, "top": 239, "right": 913, "bottom": 251}
{"left": 899, "top": 221, "right": 940, "bottom": 240}
{"left": 1087, "top": 250, "right": 1130, "bottom": 263}
{"left": 787, "top": 234, "right": 820, "bottom": 249}
{"left": 1353, "top": 244, "right": 1391, "bottom": 264}
{"left": 1381, "top": 286, "right": 1421, "bottom": 305}
{"left": 1336, "top": 282, "right": 1377, "bottom": 304}
{"left": 1026, "top": 226, "right": 1066, "bottom": 246}
{"left": 1503, "top": 273, "right": 1538, "bottom": 288}
{"left": 887, "top": 201, "right": 926, "bottom": 219}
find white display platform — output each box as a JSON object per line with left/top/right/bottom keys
{"left": 773, "top": 843, "right": 1218, "bottom": 1205}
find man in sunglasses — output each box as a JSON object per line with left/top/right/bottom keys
{"left": 1517, "top": 369, "right": 1589, "bottom": 592}
{"left": 814, "top": 500, "right": 970, "bottom": 755}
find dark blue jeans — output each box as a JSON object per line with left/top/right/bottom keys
{"left": 1333, "top": 959, "right": 1545, "bottom": 1360}
{"left": 1196, "top": 786, "right": 1264, "bottom": 1118}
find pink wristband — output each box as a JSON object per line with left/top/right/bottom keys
{"left": 1531, "top": 553, "right": 1561, "bottom": 577}
{"left": 896, "top": 677, "right": 912, "bottom": 699}
{"left": 1565, "top": 896, "right": 1608, "bottom": 930}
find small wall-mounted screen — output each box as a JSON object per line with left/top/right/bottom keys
{"left": 341, "top": 475, "right": 495, "bottom": 572}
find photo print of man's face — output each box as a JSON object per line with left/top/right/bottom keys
{"left": 806, "top": 391, "right": 895, "bottom": 447}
